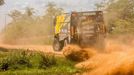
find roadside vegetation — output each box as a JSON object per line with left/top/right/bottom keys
{"left": 1, "top": 2, "right": 63, "bottom": 45}
{"left": 96, "top": 0, "right": 134, "bottom": 35}
{"left": 1, "top": 0, "right": 134, "bottom": 45}
{"left": 0, "top": 48, "right": 81, "bottom": 75}
{"left": 0, "top": 0, "right": 134, "bottom": 75}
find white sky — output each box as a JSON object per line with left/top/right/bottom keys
{"left": 0, "top": 0, "right": 102, "bottom": 31}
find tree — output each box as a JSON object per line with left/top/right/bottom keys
{"left": 46, "top": 2, "right": 64, "bottom": 17}
{"left": 2, "top": 2, "right": 64, "bottom": 44}
{"left": 95, "top": 1, "right": 106, "bottom": 10}
{"left": 8, "top": 7, "right": 35, "bottom": 21}
{"left": 0, "top": 0, "right": 4, "bottom": 6}
{"left": 25, "top": 7, "right": 35, "bottom": 17}
{"left": 106, "top": 0, "right": 134, "bottom": 34}
{"left": 107, "top": 0, "right": 134, "bottom": 19}
{"left": 44, "top": 2, "right": 64, "bottom": 34}
{"left": 8, "top": 10, "right": 22, "bottom": 21}
{"left": 95, "top": 0, "right": 114, "bottom": 10}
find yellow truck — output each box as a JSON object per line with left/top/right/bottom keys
{"left": 53, "top": 11, "right": 106, "bottom": 51}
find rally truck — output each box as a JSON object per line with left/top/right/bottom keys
{"left": 53, "top": 11, "right": 106, "bottom": 51}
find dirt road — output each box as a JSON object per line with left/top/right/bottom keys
{"left": 1, "top": 38, "right": 134, "bottom": 75}
{"left": 0, "top": 44, "right": 63, "bottom": 55}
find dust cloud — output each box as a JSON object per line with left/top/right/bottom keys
{"left": 75, "top": 35, "right": 134, "bottom": 75}
{"left": 62, "top": 34, "right": 134, "bottom": 75}
{"left": 63, "top": 45, "right": 97, "bottom": 62}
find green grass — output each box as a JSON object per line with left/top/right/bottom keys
{"left": 0, "top": 49, "right": 81, "bottom": 75}
{"left": 0, "top": 69, "right": 76, "bottom": 75}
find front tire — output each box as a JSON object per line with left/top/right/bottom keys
{"left": 53, "top": 38, "right": 63, "bottom": 51}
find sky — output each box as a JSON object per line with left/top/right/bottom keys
{"left": 0, "top": 0, "right": 102, "bottom": 31}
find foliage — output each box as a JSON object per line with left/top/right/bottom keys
{"left": 38, "top": 53, "right": 56, "bottom": 69}
{"left": 25, "top": 7, "right": 35, "bottom": 17}
{"left": 8, "top": 10, "right": 22, "bottom": 21}
{"left": 0, "top": 50, "right": 32, "bottom": 71}
{"left": 44, "top": 2, "right": 64, "bottom": 34}
{"left": 0, "top": 0, "right": 4, "bottom": 6}
{"left": 0, "top": 50, "right": 79, "bottom": 75}
{"left": 96, "top": 0, "right": 134, "bottom": 34}
{"left": 2, "top": 2, "right": 64, "bottom": 44}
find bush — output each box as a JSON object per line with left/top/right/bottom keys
{"left": 0, "top": 50, "right": 80, "bottom": 75}
{"left": 0, "top": 50, "right": 31, "bottom": 71}
{"left": 38, "top": 53, "right": 56, "bottom": 69}
{"left": 0, "top": 51, "right": 62, "bottom": 71}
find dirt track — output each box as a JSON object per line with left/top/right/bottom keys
{"left": 1, "top": 38, "right": 134, "bottom": 75}
{"left": 0, "top": 44, "right": 63, "bottom": 55}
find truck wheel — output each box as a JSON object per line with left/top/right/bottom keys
{"left": 53, "top": 38, "right": 63, "bottom": 51}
